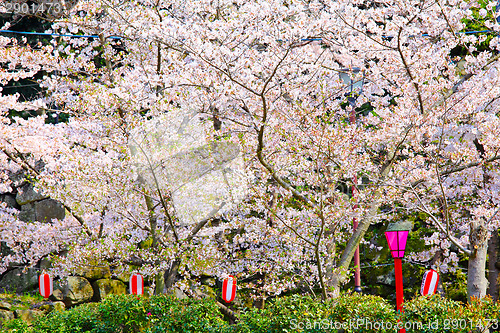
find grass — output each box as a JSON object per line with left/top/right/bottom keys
{"left": 0, "top": 291, "right": 46, "bottom": 312}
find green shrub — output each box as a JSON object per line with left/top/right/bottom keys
{"left": 144, "top": 294, "right": 228, "bottom": 332}
{"left": 4, "top": 293, "right": 500, "bottom": 333}
{"left": 4, "top": 302, "right": 100, "bottom": 333}
{"left": 403, "top": 294, "right": 500, "bottom": 333}
{"left": 3, "top": 294, "right": 228, "bottom": 333}
{"left": 230, "top": 293, "right": 396, "bottom": 333}
{"left": 3, "top": 318, "right": 31, "bottom": 332}
{"left": 327, "top": 293, "right": 396, "bottom": 332}
{"left": 96, "top": 294, "right": 149, "bottom": 333}
{"left": 229, "top": 294, "right": 328, "bottom": 333}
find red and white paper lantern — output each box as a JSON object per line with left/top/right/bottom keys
{"left": 222, "top": 275, "right": 236, "bottom": 303}
{"left": 39, "top": 273, "right": 53, "bottom": 299}
{"left": 129, "top": 273, "right": 144, "bottom": 295}
{"left": 420, "top": 269, "right": 439, "bottom": 296}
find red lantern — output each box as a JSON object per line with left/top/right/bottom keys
{"left": 420, "top": 269, "right": 439, "bottom": 296}
{"left": 129, "top": 273, "right": 144, "bottom": 295}
{"left": 222, "top": 276, "right": 236, "bottom": 303}
{"left": 39, "top": 273, "right": 53, "bottom": 298}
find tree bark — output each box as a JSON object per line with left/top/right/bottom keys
{"left": 468, "top": 221, "right": 489, "bottom": 301}
{"left": 164, "top": 258, "right": 181, "bottom": 290}
{"left": 487, "top": 229, "right": 499, "bottom": 300}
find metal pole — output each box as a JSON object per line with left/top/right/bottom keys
{"left": 394, "top": 258, "right": 405, "bottom": 333}
{"left": 352, "top": 179, "right": 361, "bottom": 293}
{"left": 349, "top": 96, "right": 362, "bottom": 293}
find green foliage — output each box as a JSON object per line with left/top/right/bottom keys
{"left": 144, "top": 294, "right": 228, "bottom": 333}
{"left": 4, "top": 293, "right": 500, "bottom": 333}
{"left": 328, "top": 293, "right": 396, "bottom": 330}
{"left": 229, "top": 293, "right": 396, "bottom": 333}
{"left": 443, "top": 269, "right": 468, "bottom": 302}
{"left": 3, "top": 318, "right": 30, "bottom": 332}
{"left": 0, "top": 292, "right": 45, "bottom": 312}
{"left": 230, "top": 294, "right": 329, "bottom": 332}
{"left": 403, "top": 295, "right": 500, "bottom": 332}
{"left": 465, "top": 296, "right": 500, "bottom": 332}
{"left": 27, "top": 302, "right": 100, "bottom": 333}
{"left": 3, "top": 294, "right": 227, "bottom": 333}
{"left": 97, "top": 295, "right": 148, "bottom": 333}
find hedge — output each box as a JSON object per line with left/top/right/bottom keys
{"left": 4, "top": 293, "right": 500, "bottom": 332}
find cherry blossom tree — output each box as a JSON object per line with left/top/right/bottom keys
{"left": 1, "top": 0, "right": 500, "bottom": 302}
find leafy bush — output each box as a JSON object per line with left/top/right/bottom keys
{"left": 4, "top": 293, "right": 500, "bottom": 333}
{"left": 403, "top": 294, "right": 500, "bottom": 333}
{"left": 229, "top": 293, "right": 396, "bottom": 333}
{"left": 144, "top": 294, "right": 228, "bottom": 333}
{"left": 10, "top": 302, "right": 101, "bottom": 333}
{"left": 3, "top": 294, "right": 227, "bottom": 333}
{"left": 96, "top": 295, "right": 149, "bottom": 333}
{"left": 228, "top": 294, "right": 329, "bottom": 333}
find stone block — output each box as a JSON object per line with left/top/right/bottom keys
{"left": 18, "top": 203, "right": 36, "bottom": 222}
{"left": 34, "top": 198, "right": 65, "bottom": 222}
{"left": 14, "top": 309, "right": 43, "bottom": 325}
{"left": 0, "top": 268, "right": 38, "bottom": 293}
{"left": 74, "top": 263, "right": 111, "bottom": 280}
{"left": 201, "top": 276, "right": 216, "bottom": 286}
{"left": 0, "top": 309, "right": 14, "bottom": 325}
{"left": 39, "top": 301, "right": 65, "bottom": 313}
{"left": 0, "top": 301, "right": 11, "bottom": 310}
{"left": 52, "top": 301, "right": 65, "bottom": 312}
{"left": 172, "top": 287, "right": 187, "bottom": 300}
{"left": 0, "top": 194, "right": 20, "bottom": 209}
{"left": 9, "top": 169, "right": 27, "bottom": 189}
{"left": 193, "top": 285, "right": 216, "bottom": 299}
{"left": 16, "top": 184, "right": 47, "bottom": 206}
{"left": 93, "top": 279, "right": 126, "bottom": 301}
{"left": 376, "top": 271, "right": 396, "bottom": 287}
{"left": 114, "top": 270, "right": 132, "bottom": 284}
{"left": 52, "top": 276, "right": 93, "bottom": 306}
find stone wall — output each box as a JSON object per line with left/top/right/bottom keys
{"left": 0, "top": 178, "right": 67, "bottom": 296}
{"left": 10, "top": 183, "right": 65, "bottom": 223}
{"left": 0, "top": 269, "right": 137, "bottom": 326}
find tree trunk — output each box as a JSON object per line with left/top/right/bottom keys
{"left": 468, "top": 222, "right": 489, "bottom": 301}
{"left": 164, "top": 258, "right": 181, "bottom": 290}
{"left": 487, "top": 229, "right": 499, "bottom": 300}
{"left": 155, "top": 271, "right": 165, "bottom": 295}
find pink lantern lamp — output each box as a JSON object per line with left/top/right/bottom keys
{"left": 385, "top": 229, "right": 409, "bottom": 333}
{"left": 385, "top": 230, "right": 409, "bottom": 259}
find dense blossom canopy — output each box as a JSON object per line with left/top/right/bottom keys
{"left": 1, "top": 0, "right": 499, "bottom": 298}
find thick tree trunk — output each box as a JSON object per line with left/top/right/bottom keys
{"left": 468, "top": 222, "right": 489, "bottom": 300}
{"left": 155, "top": 272, "right": 165, "bottom": 295}
{"left": 164, "top": 258, "right": 181, "bottom": 290}
{"left": 467, "top": 246, "right": 488, "bottom": 300}
{"left": 487, "top": 229, "right": 499, "bottom": 300}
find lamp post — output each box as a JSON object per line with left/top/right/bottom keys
{"left": 339, "top": 68, "right": 364, "bottom": 293}
{"left": 385, "top": 229, "right": 409, "bottom": 333}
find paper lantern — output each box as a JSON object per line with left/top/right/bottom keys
{"left": 129, "top": 273, "right": 144, "bottom": 295}
{"left": 222, "top": 276, "right": 236, "bottom": 303}
{"left": 39, "top": 273, "right": 53, "bottom": 298}
{"left": 420, "top": 269, "right": 439, "bottom": 296}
